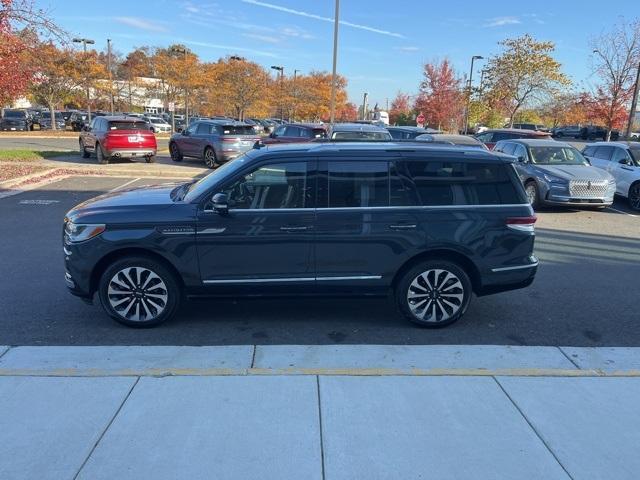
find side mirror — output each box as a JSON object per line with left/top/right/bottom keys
{"left": 182, "top": 129, "right": 189, "bottom": 136}
{"left": 212, "top": 192, "right": 228, "bottom": 214}
{"left": 517, "top": 155, "right": 526, "bottom": 163}
{"left": 269, "top": 132, "right": 276, "bottom": 138}
{"left": 619, "top": 158, "right": 632, "bottom": 166}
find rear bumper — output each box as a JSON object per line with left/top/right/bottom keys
{"left": 105, "top": 148, "right": 156, "bottom": 158}
{"left": 476, "top": 256, "right": 538, "bottom": 296}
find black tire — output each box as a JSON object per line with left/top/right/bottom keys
{"left": 98, "top": 256, "right": 181, "bottom": 328}
{"left": 396, "top": 260, "right": 472, "bottom": 328}
{"left": 96, "top": 143, "right": 108, "bottom": 164}
{"left": 80, "top": 140, "right": 90, "bottom": 158}
{"left": 169, "top": 142, "right": 183, "bottom": 162}
{"left": 629, "top": 182, "right": 640, "bottom": 211}
{"left": 145, "top": 155, "right": 156, "bottom": 163}
{"left": 524, "top": 181, "right": 540, "bottom": 209}
{"left": 203, "top": 147, "right": 218, "bottom": 169}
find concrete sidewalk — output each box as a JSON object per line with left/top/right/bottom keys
{"left": 1, "top": 345, "right": 639, "bottom": 480}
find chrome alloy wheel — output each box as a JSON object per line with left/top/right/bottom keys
{"left": 107, "top": 267, "right": 168, "bottom": 322}
{"left": 407, "top": 269, "right": 465, "bottom": 323}
{"left": 630, "top": 184, "right": 640, "bottom": 211}
{"left": 204, "top": 148, "right": 217, "bottom": 168}
{"left": 525, "top": 184, "right": 537, "bottom": 205}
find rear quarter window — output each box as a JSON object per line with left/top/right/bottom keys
{"left": 393, "top": 160, "right": 525, "bottom": 206}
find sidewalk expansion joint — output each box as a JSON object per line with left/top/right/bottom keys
{"left": 72, "top": 376, "right": 140, "bottom": 480}
{"left": 250, "top": 345, "right": 257, "bottom": 368}
{"left": 1, "top": 367, "right": 640, "bottom": 377}
{"left": 316, "top": 376, "right": 326, "bottom": 480}
{"left": 0, "top": 346, "right": 12, "bottom": 360}
{"left": 493, "top": 377, "right": 575, "bottom": 480}
{"left": 557, "top": 346, "right": 581, "bottom": 369}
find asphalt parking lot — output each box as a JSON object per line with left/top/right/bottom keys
{"left": 0, "top": 174, "right": 638, "bottom": 347}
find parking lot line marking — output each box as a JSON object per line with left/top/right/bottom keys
{"left": 606, "top": 206, "right": 638, "bottom": 217}
{"left": 108, "top": 178, "right": 141, "bottom": 192}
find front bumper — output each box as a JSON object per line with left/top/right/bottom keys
{"left": 544, "top": 193, "right": 614, "bottom": 206}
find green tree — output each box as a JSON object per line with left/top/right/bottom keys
{"left": 484, "top": 34, "right": 570, "bottom": 126}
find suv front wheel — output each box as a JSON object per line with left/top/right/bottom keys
{"left": 396, "top": 260, "right": 472, "bottom": 327}
{"left": 98, "top": 256, "right": 181, "bottom": 327}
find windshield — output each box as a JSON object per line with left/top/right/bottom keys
{"left": 331, "top": 131, "right": 391, "bottom": 141}
{"left": 148, "top": 118, "right": 164, "bottom": 124}
{"left": 108, "top": 121, "right": 150, "bottom": 131}
{"left": 529, "top": 146, "right": 588, "bottom": 165}
{"left": 4, "top": 110, "right": 25, "bottom": 118}
{"left": 629, "top": 148, "right": 640, "bottom": 164}
{"left": 183, "top": 153, "right": 254, "bottom": 202}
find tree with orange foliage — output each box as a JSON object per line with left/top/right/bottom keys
{"left": 389, "top": 92, "right": 413, "bottom": 125}
{"left": 414, "top": 59, "right": 463, "bottom": 131}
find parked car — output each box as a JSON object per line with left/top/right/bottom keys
{"left": 39, "top": 111, "right": 67, "bottom": 130}
{"left": 63, "top": 142, "right": 538, "bottom": 328}
{"left": 494, "top": 139, "right": 615, "bottom": 208}
{"left": 510, "top": 123, "right": 550, "bottom": 133}
{"left": 414, "top": 134, "right": 488, "bottom": 149}
{"left": 474, "top": 128, "right": 552, "bottom": 150}
{"left": 580, "top": 125, "right": 619, "bottom": 141}
{"left": 327, "top": 123, "right": 392, "bottom": 141}
{"left": 387, "top": 126, "right": 440, "bottom": 140}
{"left": 241, "top": 118, "right": 264, "bottom": 135}
{"left": 79, "top": 115, "right": 157, "bottom": 164}
{"left": 0, "top": 109, "right": 33, "bottom": 131}
{"left": 261, "top": 123, "right": 327, "bottom": 145}
{"left": 144, "top": 116, "right": 172, "bottom": 134}
{"left": 69, "top": 112, "right": 90, "bottom": 131}
{"left": 582, "top": 142, "right": 640, "bottom": 210}
{"left": 250, "top": 118, "right": 275, "bottom": 134}
{"left": 551, "top": 125, "right": 581, "bottom": 138}
{"left": 169, "top": 120, "right": 260, "bottom": 168}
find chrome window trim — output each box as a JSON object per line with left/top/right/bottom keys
{"left": 203, "top": 275, "right": 382, "bottom": 284}
{"left": 491, "top": 261, "right": 539, "bottom": 273}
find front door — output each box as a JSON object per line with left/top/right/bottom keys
{"left": 610, "top": 147, "right": 638, "bottom": 196}
{"left": 196, "top": 159, "right": 316, "bottom": 293}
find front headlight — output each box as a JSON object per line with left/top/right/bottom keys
{"left": 543, "top": 173, "right": 565, "bottom": 184}
{"left": 64, "top": 221, "right": 105, "bottom": 243}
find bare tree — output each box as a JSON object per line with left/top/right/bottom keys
{"left": 1, "top": 0, "right": 65, "bottom": 40}
{"left": 591, "top": 18, "right": 640, "bottom": 140}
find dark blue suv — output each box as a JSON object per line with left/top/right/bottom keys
{"left": 63, "top": 143, "right": 538, "bottom": 328}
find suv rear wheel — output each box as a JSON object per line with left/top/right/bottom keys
{"left": 80, "top": 140, "right": 90, "bottom": 159}
{"left": 98, "top": 256, "right": 181, "bottom": 327}
{"left": 396, "top": 260, "right": 472, "bottom": 327}
{"left": 203, "top": 147, "right": 218, "bottom": 169}
{"left": 629, "top": 182, "right": 640, "bottom": 211}
{"left": 169, "top": 142, "right": 183, "bottom": 162}
{"left": 96, "top": 143, "right": 108, "bottom": 164}
{"left": 525, "top": 181, "right": 539, "bottom": 208}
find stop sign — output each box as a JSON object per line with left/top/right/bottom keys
{"left": 416, "top": 113, "right": 425, "bottom": 124}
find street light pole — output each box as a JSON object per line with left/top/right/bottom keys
{"left": 107, "top": 39, "right": 114, "bottom": 114}
{"left": 626, "top": 61, "right": 640, "bottom": 139}
{"left": 329, "top": 0, "right": 340, "bottom": 125}
{"left": 271, "top": 65, "right": 284, "bottom": 121}
{"left": 171, "top": 46, "right": 189, "bottom": 125}
{"left": 361, "top": 92, "right": 368, "bottom": 121}
{"left": 73, "top": 37, "right": 95, "bottom": 122}
{"left": 464, "top": 55, "right": 483, "bottom": 135}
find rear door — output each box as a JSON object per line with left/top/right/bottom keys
{"left": 314, "top": 156, "right": 415, "bottom": 292}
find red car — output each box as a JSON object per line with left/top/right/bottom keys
{"left": 261, "top": 123, "right": 327, "bottom": 145}
{"left": 474, "top": 128, "right": 552, "bottom": 150}
{"left": 79, "top": 115, "right": 157, "bottom": 164}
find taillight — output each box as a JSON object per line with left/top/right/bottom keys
{"left": 506, "top": 216, "right": 537, "bottom": 233}
{"left": 222, "top": 138, "right": 237, "bottom": 143}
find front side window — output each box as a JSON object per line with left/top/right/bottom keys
{"left": 475, "top": 132, "right": 493, "bottom": 143}
{"left": 512, "top": 144, "right": 527, "bottom": 161}
{"left": 326, "top": 161, "right": 388, "bottom": 207}
{"left": 284, "top": 126, "right": 302, "bottom": 137}
{"left": 394, "top": 160, "right": 524, "bottom": 206}
{"left": 611, "top": 147, "right": 631, "bottom": 164}
{"left": 223, "top": 162, "right": 309, "bottom": 209}
{"left": 594, "top": 146, "right": 613, "bottom": 160}
{"left": 197, "top": 123, "right": 211, "bottom": 134}
{"left": 273, "top": 125, "right": 286, "bottom": 137}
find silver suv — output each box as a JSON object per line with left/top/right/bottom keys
{"left": 582, "top": 142, "right": 640, "bottom": 211}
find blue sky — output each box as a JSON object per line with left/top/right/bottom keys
{"left": 44, "top": 0, "right": 635, "bottom": 107}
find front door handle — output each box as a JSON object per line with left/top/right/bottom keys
{"left": 280, "top": 225, "right": 309, "bottom": 232}
{"left": 389, "top": 224, "right": 417, "bottom": 230}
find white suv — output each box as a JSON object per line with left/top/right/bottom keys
{"left": 583, "top": 142, "right": 640, "bottom": 210}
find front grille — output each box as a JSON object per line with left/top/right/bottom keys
{"left": 569, "top": 180, "right": 608, "bottom": 198}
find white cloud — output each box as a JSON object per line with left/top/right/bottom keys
{"left": 484, "top": 16, "right": 522, "bottom": 28}
{"left": 280, "top": 26, "right": 314, "bottom": 40}
{"left": 180, "top": 39, "right": 280, "bottom": 58}
{"left": 241, "top": 0, "right": 405, "bottom": 38}
{"left": 114, "top": 16, "right": 168, "bottom": 32}
{"left": 243, "top": 33, "right": 281, "bottom": 44}
{"left": 396, "top": 46, "right": 419, "bottom": 52}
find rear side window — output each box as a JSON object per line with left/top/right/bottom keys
{"left": 197, "top": 123, "right": 212, "bottom": 134}
{"left": 312, "top": 128, "right": 327, "bottom": 139}
{"left": 492, "top": 132, "right": 516, "bottom": 142}
{"left": 393, "top": 160, "right": 524, "bottom": 206}
{"left": 326, "top": 161, "right": 388, "bottom": 208}
{"left": 221, "top": 125, "right": 255, "bottom": 135}
{"left": 108, "top": 121, "right": 149, "bottom": 131}
{"left": 475, "top": 132, "right": 493, "bottom": 143}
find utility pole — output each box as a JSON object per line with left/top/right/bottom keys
{"left": 463, "top": 55, "right": 483, "bottom": 135}
{"left": 329, "top": 0, "right": 340, "bottom": 125}
{"left": 107, "top": 39, "right": 114, "bottom": 114}
{"left": 73, "top": 37, "right": 96, "bottom": 122}
{"left": 626, "top": 61, "right": 640, "bottom": 139}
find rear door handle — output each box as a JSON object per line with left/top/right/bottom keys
{"left": 280, "top": 225, "right": 309, "bottom": 232}
{"left": 389, "top": 224, "right": 417, "bottom": 230}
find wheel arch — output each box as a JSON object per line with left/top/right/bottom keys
{"left": 391, "top": 249, "right": 481, "bottom": 294}
{"left": 90, "top": 247, "right": 184, "bottom": 295}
